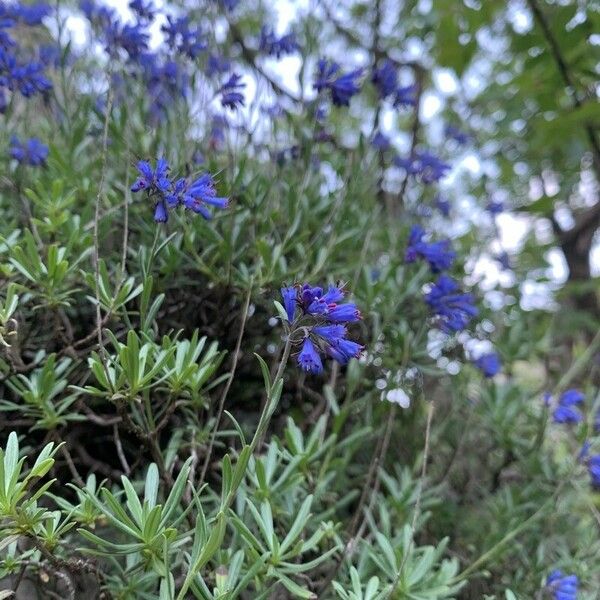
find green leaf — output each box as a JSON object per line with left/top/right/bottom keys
{"left": 144, "top": 463, "right": 159, "bottom": 510}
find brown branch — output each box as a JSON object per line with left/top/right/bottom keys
{"left": 197, "top": 284, "right": 253, "bottom": 487}
{"left": 317, "top": 406, "right": 397, "bottom": 594}
{"left": 526, "top": 0, "right": 600, "bottom": 175}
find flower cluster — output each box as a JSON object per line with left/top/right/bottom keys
{"left": 162, "top": 15, "right": 206, "bottom": 59}
{"left": 425, "top": 275, "right": 478, "bottom": 333}
{"left": 395, "top": 151, "right": 451, "bottom": 184}
{"left": 280, "top": 284, "right": 363, "bottom": 374}
{"left": 219, "top": 73, "right": 245, "bottom": 110}
{"left": 131, "top": 159, "right": 228, "bottom": 223}
{"left": 545, "top": 570, "right": 578, "bottom": 600}
{"left": 405, "top": 225, "right": 455, "bottom": 273}
{"left": 371, "top": 60, "right": 416, "bottom": 107}
{"left": 0, "top": 5, "right": 52, "bottom": 111}
{"left": 314, "top": 59, "right": 363, "bottom": 107}
{"left": 9, "top": 135, "right": 48, "bottom": 166}
{"left": 550, "top": 389, "right": 585, "bottom": 424}
{"left": 259, "top": 27, "right": 298, "bottom": 59}
{"left": 2, "top": 2, "right": 51, "bottom": 26}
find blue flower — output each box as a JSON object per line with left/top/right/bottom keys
{"left": 219, "top": 73, "right": 245, "bottom": 110}
{"left": 105, "top": 20, "right": 149, "bottom": 60}
{"left": 131, "top": 158, "right": 171, "bottom": 194}
{"left": 281, "top": 287, "right": 297, "bottom": 322}
{"left": 131, "top": 160, "right": 228, "bottom": 222}
{"left": 594, "top": 408, "right": 600, "bottom": 433}
{"left": 473, "top": 352, "right": 501, "bottom": 378}
{"left": 372, "top": 131, "right": 390, "bottom": 151}
{"left": 552, "top": 389, "right": 585, "bottom": 424}
{"left": 546, "top": 570, "right": 578, "bottom": 600}
{"left": 259, "top": 27, "right": 298, "bottom": 59}
{"left": 314, "top": 58, "right": 362, "bottom": 107}
{"left": 279, "top": 284, "right": 363, "bottom": 373}
{"left": 131, "top": 159, "right": 172, "bottom": 223}
{"left": 405, "top": 225, "right": 455, "bottom": 273}
{"left": 425, "top": 275, "right": 478, "bottom": 333}
{"left": 395, "top": 151, "right": 451, "bottom": 184}
{"left": 298, "top": 338, "right": 323, "bottom": 374}
{"left": 588, "top": 454, "right": 600, "bottom": 490}
{"left": 9, "top": 135, "right": 48, "bottom": 166}
{"left": 129, "top": 0, "right": 155, "bottom": 21}
{"left": 8, "top": 2, "right": 51, "bottom": 26}
{"left": 487, "top": 200, "right": 504, "bottom": 215}
{"left": 182, "top": 174, "right": 229, "bottom": 220}
{"left": 393, "top": 84, "right": 417, "bottom": 108}
{"left": 0, "top": 48, "right": 52, "bottom": 98}
{"left": 371, "top": 60, "right": 397, "bottom": 99}
{"left": 162, "top": 15, "right": 206, "bottom": 59}
{"left": 326, "top": 337, "right": 363, "bottom": 365}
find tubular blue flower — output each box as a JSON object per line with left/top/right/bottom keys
{"left": 219, "top": 73, "right": 245, "bottom": 110}
{"left": 552, "top": 389, "right": 584, "bottom": 424}
{"left": 183, "top": 173, "right": 229, "bottom": 219}
{"left": 545, "top": 570, "right": 578, "bottom": 600}
{"left": 312, "top": 324, "right": 347, "bottom": 344}
{"left": 404, "top": 225, "right": 455, "bottom": 273}
{"left": 298, "top": 338, "right": 323, "bottom": 374}
{"left": 278, "top": 283, "right": 363, "bottom": 373}
{"left": 473, "top": 352, "right": 501, "bottom": 378}
{"left": 281, "top": 287, "right": 297, "bottom": 322}
{"left": 594, "top": 408, "right": 600, "bottom": 433}
{"left": 313, "top": 58, "right": 362, "bottom": 107}
{"left": 9, "top": 135, "right": 48, "bottom": 166}
{"left": 259, "top": 27, "right": 298, "bottom": 59}
{"left": 371, "top": 60, "right": 397, "bottom": 99}
{"left": 393, "top": 84, "right": 417, "bottom": 108}
{"left": 131, "top": 158, "right": 171, "bottom": 194}
{"left": 328, "top": 303, "right": 361, "bottom": 323}
{"left": 588, "top": 454, "right": 600, "bottom": 490}
{"left": 327, "top": 337, "right": 363, "bottom": 364}
{"left": 425, "top": 275, "right": 478, "bottom": 333}
{"left": 162, "top": 15, "right": 206, "bottom": 59}
{"left": 153, "top": 199, "right": 168, "bottom": 223}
